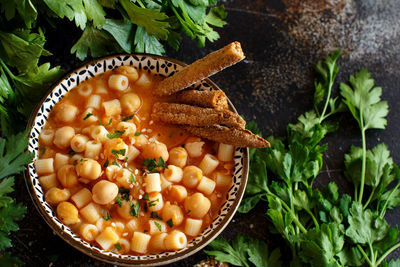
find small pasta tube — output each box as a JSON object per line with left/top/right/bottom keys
{"left": 45, "top": 188, "right": 71, "bottom": 205}
{"left": 126, "top": 218, "right": 139, "bottom": 232}
{"left": 54, "top": 153, "right": 69, "bottom": 171}
{"left": 116, "top": 66, "right": 139, "bottom": 81}
{"left": 80, "top": 202, "right": 101, "bottom": 223}
{"left": 162, "top": 201, "right": 184, "bottom": 226}
{"left": 120, "top": 93, "right": 141, "bottom": 114}
{"left": 184, "top": 192, "right": 211, "bottom": 218}
{"left": 185, "top": 141, "right": 204, "bottom": 157}
{"left": 215, "top": 172, "right": 232, "bottom": 187}
{"left": 77, "top": 82, "right": 93, "bottom": 97}
{"left": 135, "top": 72, "right": 151, "bottom": 87}
{"left": 95, "top": 226, "right": 119, "bottom": 250}
{"left": 70, "top": 154, "right": 83, "bottom": 166}
{"left": 84, "top": 140, "right": 102, "bottom": 160}
{"left": 116, "top": 121, "right": 137, "bottom": 136}
{"left": 144, "top": 173, "right": 161, "bottom": 193}
{"left": 80, "top": 223, "right": 99, "bottom": 241}
{"left": 81, "top": 108, "right": 98, "bottom": 124}
{"left": 103, "top": 99, "right": 121, "bottom": 117}
{"left": 35, "top": 158, "right": 54, "bottom": 175}
{"left": 55, "top": 104, "right": 78, "bottom": 123}
{"left": 108, "top": 74, "right": 129, "bottom": 91}
{"left": 71, "top": 134, "right": 89, "bottom": 153}
{"left": 169, "top": 185, "right": 187, "bottom": 202}
{"left": 163, "top": 165, "right": 183, "bottom": 183}
{"left": 182, "top": 166, "right": 202, "bottom": 188}
{"left": 75, "top": 158, "right": 102, "bottom": 180}
{"left": 90, "top": 126, "right": 109, "bottom": 143}
{"left": 118, "top": 238, "right": 131, "bottom": 253}
{"left": 113, "top": 220, "right": 125, "bottom": 233}
{"left": 148, "top": 193, "right": 164, "bottom": 212}
{"left": 132, "top": 133, "right": 148, "bottom": 148}
{"left": 196, "top": 176, "right": 216, "bottom": 195}
{"left": 150, "top": 233, "right": 167, "bottom": 250}
{"left": 160, "top": 174, "right": 172, "bottom": 192}
{"left": 39, "top": 129, "right": 54, "bottom": 145}
{"left": 53, "top": 126, "right": 75, "bottom": 149}
{"left": 198, "top": 154, "right": 219, "bottom": 175}
{"left": 39, "top": 173, "right": 59, "bottom": 191}
{"left": 168, "top": 147, "right": 188, "bottom": 168}
{"left": 86, "top": 94, "right": 101, "bottom": 109}
{"left": 184, "top": 218, "right": 203, "bottom": 236}
{"left": 71, "top": 188, "right": 92, "bottom": 209}
{"left": 131, "top": 232, "right": 151, "bottom": 254}
{"left": 142, "top": 142, "right": 169, "bottom": 162}
{"left": 148, "top": 219, "right": 167, "bottom": 235}
{"left": 115, "top": 168, "right": 133, "bottom": 188}
{"left": 164, "top": 230, "right": 187, "bottom": 250}
{"left": 217, "top": 143, "right": 234, "bottom": 162}
{"left": 57, "top": 165, "right": 79, "bottom": 188}
{"left": 105, "top": 165, "right": 120, "bottom": 180}
{"left": 96, "top": 218, "right": 105, "bottom": 231}
{"left": 95, "top": 79, "right": 108, "bottom": 94}
{"left": 126, "top": 145, "right": 140, "bottom": 163}
{"left": 57, "top": 201, "right": 80, "bottom": 225}
{"left": 92, "top": 180, "right": 118, "bottom": 205}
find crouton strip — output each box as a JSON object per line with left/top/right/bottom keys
{"left": 151, "top": 103, "right": 246, "bottom": 129}
{"left": 154, "top": 42, "right": 245, "bottom": 96}
{"left": 171, "top": 89, "right": 228, "bottom": 109}
{"left": 184, "top": 125, "right": 270, "bottom": 148}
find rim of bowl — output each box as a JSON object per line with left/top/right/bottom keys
{"left": 24, "top": 53, "right": 249, "bottom": 266}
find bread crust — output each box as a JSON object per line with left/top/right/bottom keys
{"left": 151, "top": 103, "right": 246, "bottom": 129}
{"left": 171, "top": 89, "right": 228, "bottom": 109}
{"left": 154, "top": 42, "right": 245, "bottom": 96}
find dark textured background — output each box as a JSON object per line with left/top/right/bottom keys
{"left": 10, "top": 0, "right": 400, "bottom": 266}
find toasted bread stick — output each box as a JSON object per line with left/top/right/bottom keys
{"left": 184, "top": 125, "right": 270, "bottom": 148}
{"left": 152, "top": 103, "right": 246, "bottom": 129}
{"left": 154, "top": 42, "right": 245, "bottom": 96}
{"left": 171, "top": 89, "right": 228, "bottom": 109}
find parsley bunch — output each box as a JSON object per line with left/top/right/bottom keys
{"left": 205, "top": 51, "right": 400, "bottom": 266}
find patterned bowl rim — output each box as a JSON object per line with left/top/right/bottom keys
{"left": 24, "top": 53, "right": 249, "bottom": 266}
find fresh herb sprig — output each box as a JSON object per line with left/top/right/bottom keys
{"left": 143, "top": 157, "right": 168, "bottom": 173}
{"left": 205, "top": 51, "right": 400, "bottom": 267}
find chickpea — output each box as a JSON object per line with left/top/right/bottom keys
{"left": 53, "top": 126, "right": 75, "bottom": 149}
{"left": 184, "top": 192, "right": 211, "bottom": 219}
{"left": 169, "top": 185, "right": 187, "bottom": 202}
{"left": 45, "top": 187, "right": 71, "bottom": 205}
{"left": 76, "top": 158, "right": 102, "bottom": 180}
{"left": 117, "top": 200, "right": 132, "bottom": 219}
{"left": 168, "top": 147, "right": 188, "bottom": 168}
{"left": 55, "top": 104, "right": 78, "bottom": 123}
{"left": 57, "top": 201, "right": 80, "bottom": 225}
{"left": 142, "top": 142, "right": 169, "bottom": 162}
{"left": 162, "top": 201, "right": 184, "bottom": 226}
{"left": 92, "top": 180, "right": 118, "bottom": 205}
{"left": 120, "top": 93, "right": 141, "bottom": 114}
{"left": 57, "top": 165, "right": 79, "bottom": 188}
{"left": 116, "top": 66, "right": 139, "bottom": 81}
{"left": 133, "top": 134, "right": 148, "bottom": 148}
{"left": 182, "top": 166, "right": 202, "bottom": 188}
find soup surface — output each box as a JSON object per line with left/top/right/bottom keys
{"left": 34, "top": 66, "right": 234, "bottom": 255}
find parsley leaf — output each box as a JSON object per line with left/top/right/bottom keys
{"left": 130, "top": 201, "right": 140, "bottom": 217}
{"left": 134, "top": 26, "right": 165, "bottom": 55}
{"left": 143, "top": 157, "right": 168, "bottom": 173}
{"left": 118, "top": 187, "right": 130, "bottom": 201}
{"left": 166, "top": 219, "right": 173, "bottom": 228}
{"left": 114, "top": 242, "right": 121, "bottom": 250}
{"left": 122, "top": 114, "right": 134, "bottom": 122}
{"left": 150, "top": 211, "right": 162, "bottom": 220}
{"left": 154, "top": 221, "right": 162, "bottom": 231}
{"left": 107, "top": 130, "right": 125, "bottom": 139}
{"left": 83, "top": 112, "right": 93, "bottom": 120}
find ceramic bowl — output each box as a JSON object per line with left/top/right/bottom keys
{"left": 25, "top": 54, "right": 249, "bottom": 266}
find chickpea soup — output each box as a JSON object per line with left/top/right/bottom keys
{"left": 35, "top": 66, "right": 235, "bottom": 255}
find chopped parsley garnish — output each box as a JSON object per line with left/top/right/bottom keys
{"left": 130, "top": 201, "right": 140, "bottom": 217}
{"left": 112, "top": 161, "right": 119, "bottom": 166}
{"left": 114, "top": 242, "right": 121, "bottom": 250}
{"left": 103, "top": 214, "right": 111, "bottom": 221}
{"left": 115, "top": 196, "right": 122, "bottom": 207}
{"left": 150, "top": 212, "right": 162, "bottom": 220}
{"left": 134, "top": 132, "right": 142, "bottom": 136}
{"left": 99, "top": 118, "right": 112, "bottom": 126}
{"left": 122, "top": 114, "right": 135, "bottom": 121}
{"left": 119, "top": 187, "right": 130, "bottom": 201}
{"left": 166, "top": 219, "right": 174, "bottom": 228}
{"left": 68, "top": 150, "right": 76, "bottom": 157}
{"left": 124, "top": 157, "right": 128, "bottom": 162}
{"left": 130, "top": 174, "right": 135, "bottom": 183}
{"left": 103, "top": 158, "right": 109, "bottom": 168}
{"left": 154, "top": 221, "right": 162, "bottom": 232}
{"left": 107, "top": 130, "right": 125, "bottom": 139}
{"left": 111, "top": 149, "right": 126, "bottom": 159}
{"left": 39, "top": 148, "right": 46, "bottom": 157}
{"left": 143, "top": 157, "right": 168, "bottom": 173}
{"left": 148, "top": 198, "right": 159, "bottom": 207}
{"left": 144, "top": 230, "right": 148, "bottom": 233}
{"left": 83, "top": 112, "right": 93, "bottom": 120}
{"left": 73, "top": 161, "right": 78, "bottom": 166}
{"left": 143, "top": 193, "right": 149, "bottom": 201}
{"left": 143, "top": 202, "right": 148, "bottom": 212}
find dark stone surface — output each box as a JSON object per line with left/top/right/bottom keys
{"left": 9, "top": 0, "right": 400, "bottom": 266}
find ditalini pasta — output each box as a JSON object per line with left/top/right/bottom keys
{"left": 35, "top": 66, "right": 235, "bottom": 255}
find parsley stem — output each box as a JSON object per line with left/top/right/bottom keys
{"left": 362, "top": 186, "right": 376, "bottom": 210}
{"left": 375, "top": 242, "right": 400, "bottom": 266}
{"left": 358, "top": 124, "right": 367, "bottom": 203}
{"left": 305, "top": 209, "right": 320, "bottom": 229}
{"left": 379, "top": 181, "right": 400, "bottom": 218}
{"left": 318, "top": 65, "right": 334, "bottom": 124}
{"left": 357, "top": 245, "right": 373, "bottom": 266}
